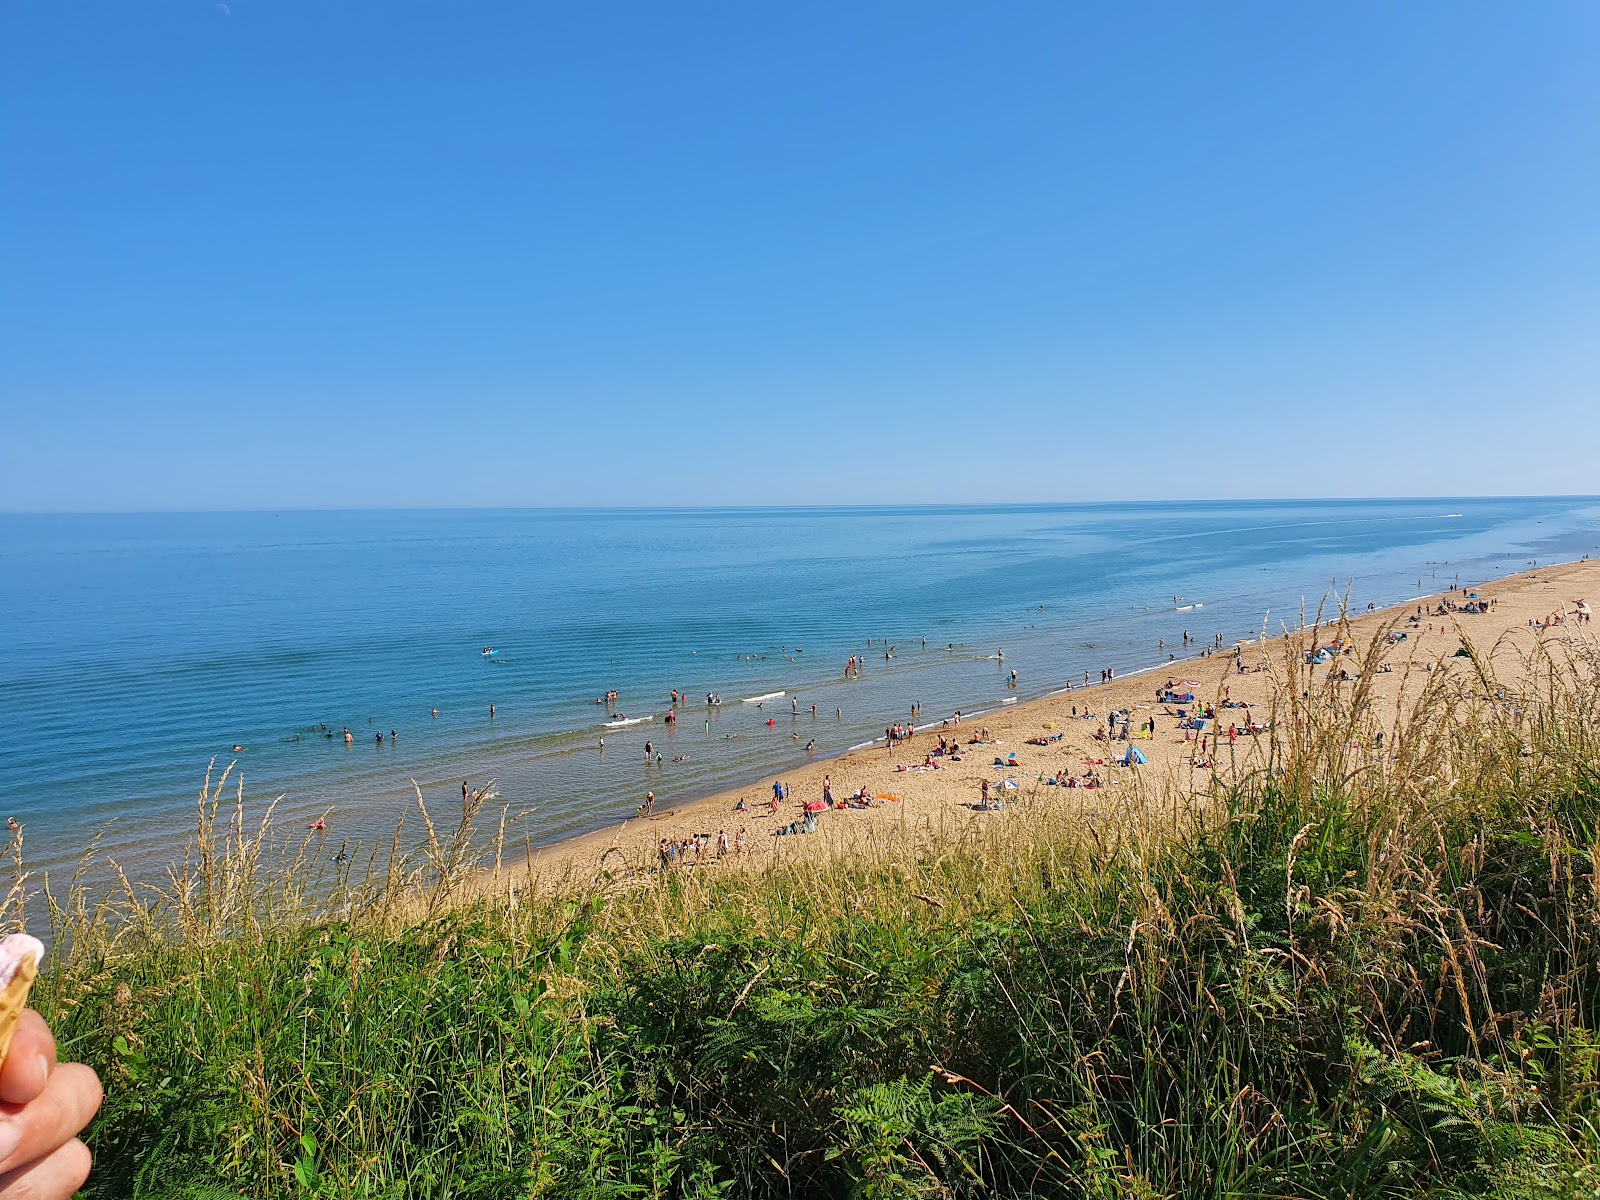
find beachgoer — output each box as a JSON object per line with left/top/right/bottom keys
{"left": 488, "top": 704, "right": 495, "bottom": 717}
{"left": 644, "top": 791, "right": 655, "bottom": 815}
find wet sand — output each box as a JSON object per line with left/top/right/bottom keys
{"left": 520, "top": 558, "right": 1600, "bottom": 885}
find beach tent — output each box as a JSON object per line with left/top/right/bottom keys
{"left": 1122, "top": 746, "right": 1148, "bottom": 766}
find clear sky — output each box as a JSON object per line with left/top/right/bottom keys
{"left": 2, "top": 2, "right": 1597, "bottom": 511}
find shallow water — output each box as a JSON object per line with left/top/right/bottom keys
{"left": 3, "top": 498, "right": 1597, "bottom": 878}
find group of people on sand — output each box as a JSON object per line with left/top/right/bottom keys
{"left": 1528, "top": 599, "right": 1589, "bottom": 631}
{"left": 1045, "top": 767, "right": 1102, "bottom": 789}
{"left": 657, "top": 827, "right": 745, "bottom": 869}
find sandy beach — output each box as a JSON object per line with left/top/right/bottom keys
{"left": 524, "top": 558, "right": 1599, "bottom": 885}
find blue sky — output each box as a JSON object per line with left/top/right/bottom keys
{"left": 2, "top": 2, "right": 1597, "bottom": 511}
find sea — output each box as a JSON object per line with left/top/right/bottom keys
{"left": 3, "top": 497, "right": 1598, "bottom": 880}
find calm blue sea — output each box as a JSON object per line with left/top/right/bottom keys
{"left": 3, "top": 499, "right": 1598, "bottom": 878}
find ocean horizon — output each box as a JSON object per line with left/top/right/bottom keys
{"left": 5, "top": 496, "right": 1598, "bottom": 880}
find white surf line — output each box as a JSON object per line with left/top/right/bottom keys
{"left": 742, "top": 691, "right": 786, "bottom": 703}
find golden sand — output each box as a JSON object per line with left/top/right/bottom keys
{"left": 521, "top": 559, "right": 1599, "bottom": 886}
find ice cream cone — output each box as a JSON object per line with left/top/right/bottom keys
{"left": 0, "top": 935, "right": 44, "bottom": 1066}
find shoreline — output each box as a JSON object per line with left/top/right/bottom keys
{"left": 518, "top": 555, "right": 1600, "bottom": 885}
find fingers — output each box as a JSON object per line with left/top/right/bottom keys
{"left": 0, "top": 1016, "right": 55, "bottom": 1106}
{"left": 0, "top": 1138, "right": 91, "bottom": 1200}
{"left": 0, "top": 1065, "right": 102, "bottom": 1179}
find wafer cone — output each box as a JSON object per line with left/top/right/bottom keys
{"left": 0, "top": 952, "right": 38, "bottom": 1066}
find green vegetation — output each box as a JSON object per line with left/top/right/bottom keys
{"left": 22, "top": 626, "right": 1600, "bottom": 1197}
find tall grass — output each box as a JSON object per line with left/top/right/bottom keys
{"left": 18, "top": 619, "right": 1600, "bottom": 1198}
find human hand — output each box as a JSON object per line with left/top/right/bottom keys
{"left": 0, "top": 1012, "right": 101, "bottom": 1197}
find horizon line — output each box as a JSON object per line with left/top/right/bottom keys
{"left": 3, "top": 493, "right": 1600, "bottom": 519}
